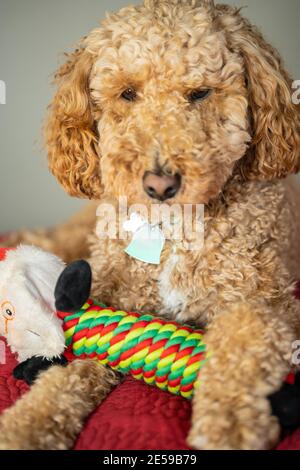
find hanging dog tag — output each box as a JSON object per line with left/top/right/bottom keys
{"left": 124, "top": 214, "right": 165, "bottom": 265}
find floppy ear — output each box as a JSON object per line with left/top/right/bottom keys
{"left": 54, "top": 260, "right": 92, "bottom": 312}
{"left": 0, "top": 246, "right": 65, "bottom": 312}
{"left": 46, "top": 45, "right": 101, "bottom": 199}
{"left": 221, "top": 9, "right": 300, "bottom": 180}
{"left": 20, "top": 246, "right": 65, "bottom": 312}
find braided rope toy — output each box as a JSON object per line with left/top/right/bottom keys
{"left": 58, "top": 298, "right": 208, "bottom": 399}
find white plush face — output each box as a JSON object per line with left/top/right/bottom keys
{"left": 0, "top": 246, "right": 66, "bottom": 362}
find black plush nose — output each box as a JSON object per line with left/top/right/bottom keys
{"left": 143, "top": 172, "right": 181, "bottom": 201}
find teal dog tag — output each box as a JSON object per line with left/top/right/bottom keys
{"left": 125, "top": 223, "right": 165, "bottom": 265}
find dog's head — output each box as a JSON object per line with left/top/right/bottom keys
{"left": 46, "top": 0, "right": 299, "bottom": 206}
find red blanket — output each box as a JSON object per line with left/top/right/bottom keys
{"left": 0, "top": 247, "right": 300, "bottom": 450}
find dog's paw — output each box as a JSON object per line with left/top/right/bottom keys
{"left": 187, "top": 394, "right": 280, "bottom": 450}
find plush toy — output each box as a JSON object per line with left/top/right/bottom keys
{"left": 1, "top": 245, "right": 300, "bottom": 428}
{"left": 0, "top": 246, "right": 66, "bottom": 361}
{"left": 0, "top": 246, "right": 68, "bottom": 383}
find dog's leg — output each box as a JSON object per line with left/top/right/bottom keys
{"left": 188, "top": 300, "right": 299, "bottom": 450}
{"left": 1, "top": 202, "right": 98, "bottom": 262}
{"left": 0, "top": 359, "right": 120, "bottom": 450}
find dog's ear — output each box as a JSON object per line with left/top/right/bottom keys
{"left": 221, "top": 10, "right": 300, "bottom": 180}
{"left": 46, "top": 45, "right": 101, "bottom": 199}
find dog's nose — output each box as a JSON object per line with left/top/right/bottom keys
{"left": 143, "top": 172, "right": 181, "bottom": 201}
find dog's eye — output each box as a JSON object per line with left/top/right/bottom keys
{"left": 121, "top": 88, "right": 137, "bottom": 102}
{"left": 188, "top": 89, "right": 212, "bottom": 103}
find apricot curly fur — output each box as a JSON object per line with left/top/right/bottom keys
{"left": 0, "top": 360, "right": 119, "bottom": 450}
{"left": 1, "top": 0, "right": 300, "bottom": 450}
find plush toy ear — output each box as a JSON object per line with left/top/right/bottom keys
{"left": 2, "top": 245, "right": 65, "bottom": 312}
{"left": 269, "top": 382, "right": 300, "bottom": 429}
{"left": 55, "top": 260, "right": 92, "bottom": 312}
{"left": 13, "top": 355, "right": 68, "bottom": 386}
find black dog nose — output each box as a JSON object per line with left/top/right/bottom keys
{"left": 143, "top": 172, "right": 181, "bottom": 201}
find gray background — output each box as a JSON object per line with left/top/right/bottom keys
{"left": 0, "top": 0, "right": 299, "bottom": 231}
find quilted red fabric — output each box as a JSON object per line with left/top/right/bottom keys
{"left": 0, "top": 246, "right": 300, "bottom": 450}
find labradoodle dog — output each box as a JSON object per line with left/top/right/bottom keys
{"left": 1, "top": 0, "right": 300, "bottom": 450}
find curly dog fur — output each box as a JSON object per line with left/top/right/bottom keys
{"left": 1, "top": 0, "right": 300, "bottom": 450}
{"left": 0, "top": 360, "right": 119, "bottom": 450}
